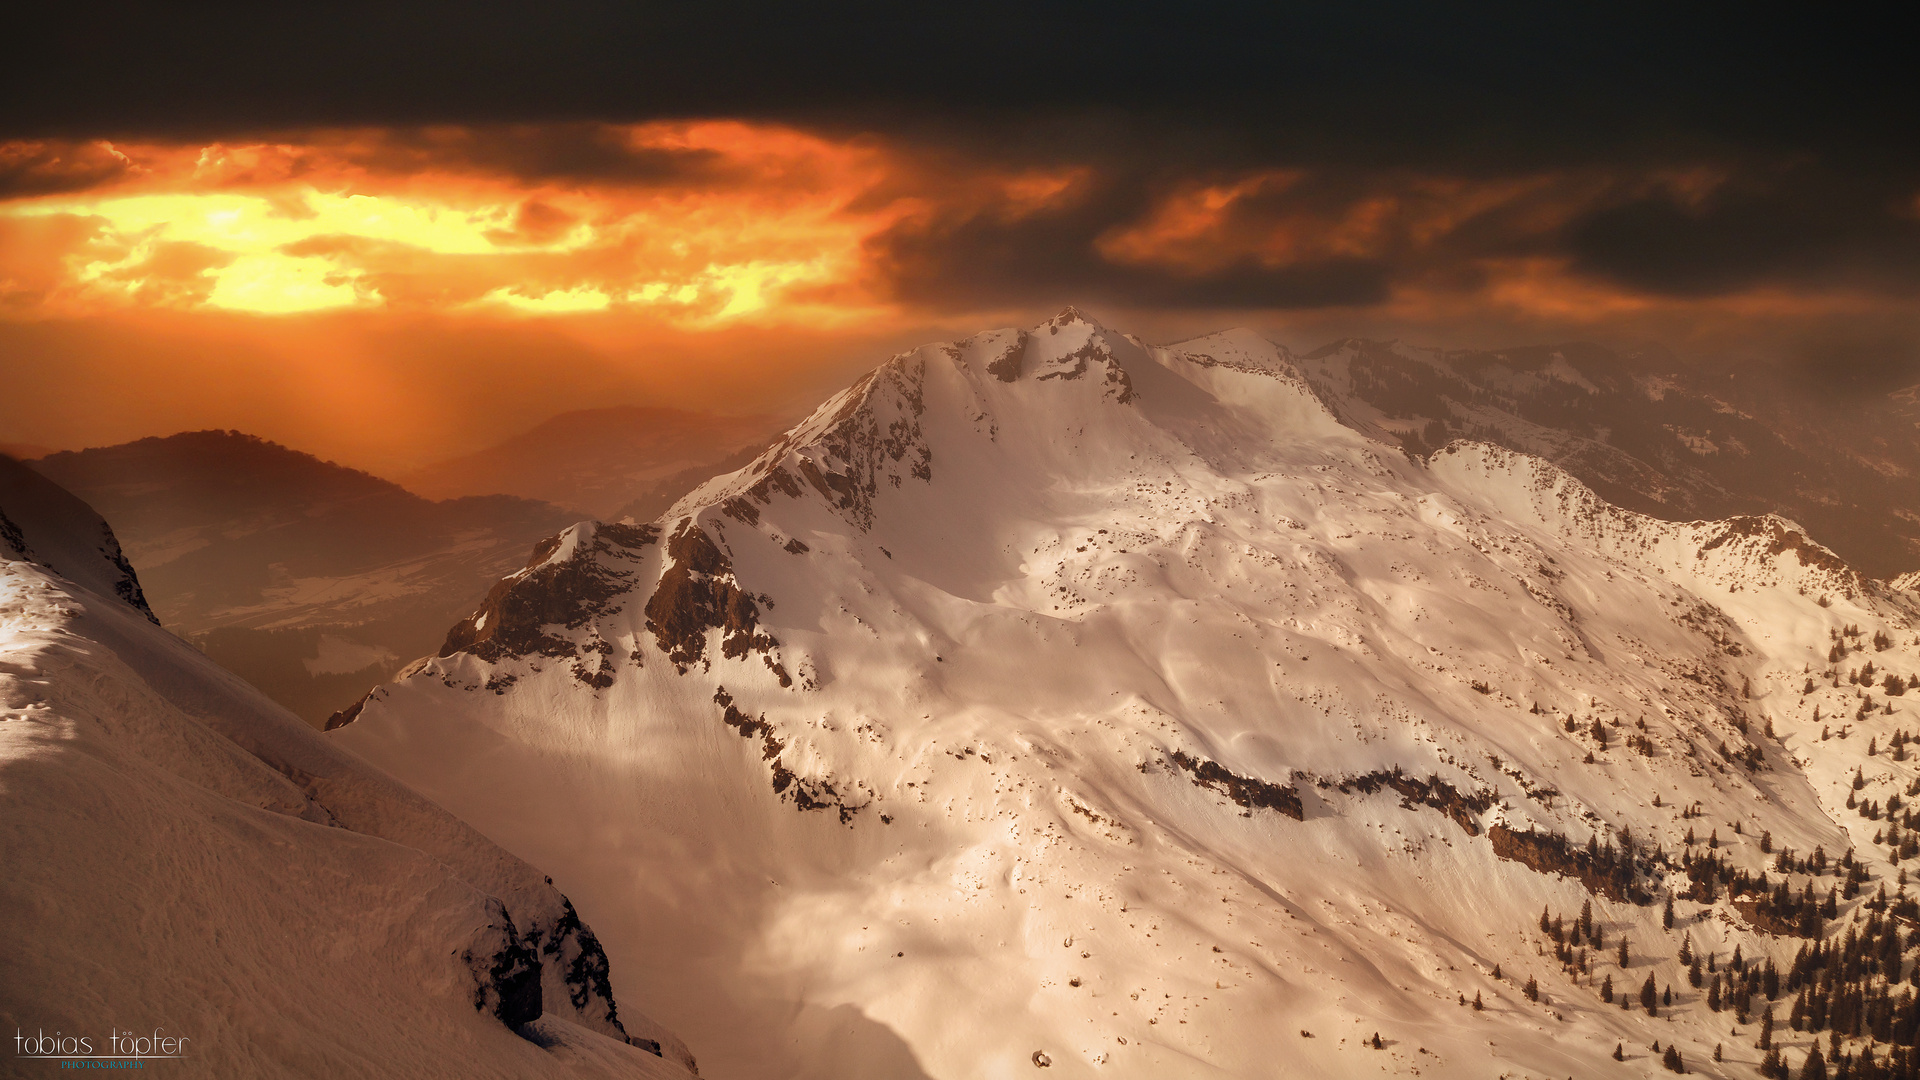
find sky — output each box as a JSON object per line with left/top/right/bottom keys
{"left": 2, "top": 4, "right": 1913, "bottom": 473}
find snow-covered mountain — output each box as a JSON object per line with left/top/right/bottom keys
{"left": 335, "top": 310, "right": 1920, "bottom": 1079}
{"left": 1291, "top": 338, "right": 1920, "bottom": 580}
{"left": 1, "top": 454, "right": 697, "bottom": 1078}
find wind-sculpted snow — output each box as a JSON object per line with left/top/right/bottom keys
{"left": 341, "top": 309, "right": 1920, "bottom": 1079}
{"left": 1, "top": 483, "right": 698, "bottom": 1077}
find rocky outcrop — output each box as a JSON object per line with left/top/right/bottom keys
{"left": 646, "top": 521, "right": 786, "bottom": 683}
{"left": 439, "top": 521, "right": 657, "bottom": 687}
{"left": 1334, "top": 769, "right": 1495, "bottom": 836}
{"left": 1168, "top": 751, "right": 1304, "bottom": 820}
{"left": 539, "top": 898, "right": 623, "bottom": 1024}
{"left": 1489, "top": 824, "right": 1653, "bottom": 905}
{"left": 985, "top": 331, "right": 1028, "bottom": 382}
{"left": 469, "top": 901, "right": 543, "bottom": 1028}
{"left": 713, "top": 687, "right": 864, "bottom": 823}
{"left": 698, "top": 354, "right": 932, "bottom": 534}
{"left": 1700, "top": 515, "right": 1855, "bottom": 580}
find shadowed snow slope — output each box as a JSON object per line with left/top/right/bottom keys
{"left": 337, "top": 310, "right": 1920, "bottom": 1079}
{"left": 0, "top": 464, "right": 696, "bottom": 1079}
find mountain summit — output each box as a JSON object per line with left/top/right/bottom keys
{"left": 337, "top": 312, "right": 1920, "bottom": 1078}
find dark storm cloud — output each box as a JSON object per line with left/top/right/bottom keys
{"left": 8, "top": 0, "right": 1920, "bottom": 398}
{"left": 0, "top": 140, "right": 137, "bottom": 197}
{"left": 871, "top": 165, "right": 1405, "bottom": 311}
{"left": 882, "top": 215, "right": 1392, "bottom": 312}
{"left": 1567, "top": 168, "right": 1920, "bottom": 297}
{"left": 7, "top": 3, "right": 1909, "bottom": 168}
{"left": 340, "top": 124, "right": 727, "bottom": 186}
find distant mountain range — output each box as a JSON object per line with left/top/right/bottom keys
{"left": 397, "top": 406, "right": 779, "bottom": 519}
{"left": 27, "top": 431, "right": 578, "bottom": 724}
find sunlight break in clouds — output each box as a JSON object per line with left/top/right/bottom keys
{"left": 0, "top": 123, "right": 913, "bottom": 326}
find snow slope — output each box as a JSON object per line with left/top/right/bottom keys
{"left": 337, "top": 310, "right": 1920, "bottom": 1079}
{"left": 0, "top": 458, "right": 696, "bottom": 1078}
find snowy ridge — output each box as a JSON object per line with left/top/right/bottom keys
{"left": 1, "top": 478, "right": 696, "bottom": 1077}
{"left": 1432, "top": 442, "right": 1861, "bottom": 601}
{"left": 341, "top": 311, "right": 1920, "bottom": 1079}
{"left": 1, "top": 453, "right": 156, "bottom": 621}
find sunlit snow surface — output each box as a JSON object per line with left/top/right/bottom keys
{"left": 340, "top": 311, "right": 1920, "bottom": 1079}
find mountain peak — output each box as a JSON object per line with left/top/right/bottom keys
{"left": 1046, "top": 304, "right": 1098, "bottom": 327}
{"left": 336, "top": 313, "right": 1915, "bottom": 1080}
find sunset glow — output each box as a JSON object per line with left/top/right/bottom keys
{"left": 5, "top": 118, "right": 1916, "bottom": 473}
{"left": 0, "top": 123, "right": 912, "bottom": 326}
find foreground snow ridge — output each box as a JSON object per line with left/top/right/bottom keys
{"left": 1, "top": 455, "right": 696, "bottom": 1079}
{"left": 338, "top": 310, "right": 1920, "bottom": 1079}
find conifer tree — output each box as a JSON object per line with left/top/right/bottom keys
{"left": 1524, "top": 975, "right": 1538, "bottom": 1002}
{"left": 1641, "top": 972, "right": 1658, "bottom": 1015}
{"left": 1471, "top": 991, "right": 1482, "bottom": 1011}
{"left": 1663, "top": 893, "right": 1675, "bottom": 930}
{"left": 1601, "top": 974, "right": 1613, "bottom": 1003}
{"left": 1618, "top": 936, "right": 1630, "bottom": 967}
{"left": 1662, "top": 1043, "right": 1683, "bottom": 1073}
{"left": 1799, "top": 1045, "right": 1826, "bottom": 1080}
{"left": 1759, "top": 1007, "right": 1774, "bottom": 1050}
{"left": 1612, "top": 1042, "right": 1624, "bottom": 1061}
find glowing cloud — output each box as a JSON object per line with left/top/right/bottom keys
{"left": 0, "top": 124, "right": 918, "bottom": 326}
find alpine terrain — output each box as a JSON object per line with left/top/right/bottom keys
{"left": 0, "top": 454, "right": 699, "bottom": 1078}
{"left": 334, "top": 310, "right": 1920, "bottom": 1079}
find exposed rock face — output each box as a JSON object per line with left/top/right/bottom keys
{"left": 1489, "top": 824, "right": 1653, "bottom": 905}
{"left": 470, "top": 901, "right": 544, "bottom": 1027}
{"left": 985, "top": 330, "right": 1028, "bottom": 382}
{"left": 1333, "top": 769, "right": 1496, "bottom": 837}
{"left": 715, "top": 686, "right": 865, "bottom": 822}
{"left": 1167, "top": 751, "right": 1304, "bottom": 819}
{"left": 441, "top": 521, "right": 658, "bottom": 686}
{"left": 540, "top": 898, "right": 624, "bottom": 1021}
{"left": 646, "top": 520, "right": 785, "bottom": 682}
{"left": 1702, "top": 514, "right": 1855, "bottom": 579}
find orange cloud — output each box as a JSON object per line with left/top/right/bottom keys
{"left": 0, "top": 123, "right": 934, "bottom": 326}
